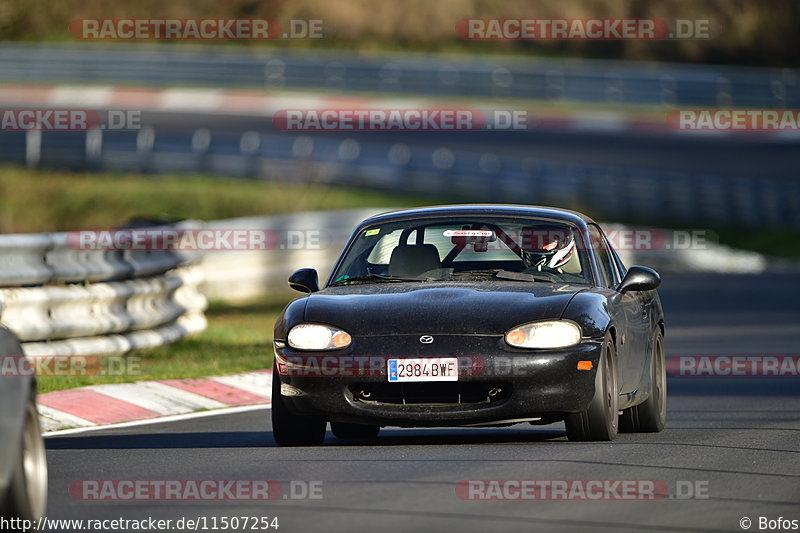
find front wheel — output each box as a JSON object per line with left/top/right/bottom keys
{"left": 1, "top": 396, "right": 48, "bottom": 523}
{"left": 270, "top": 370, "right": 326, "bottom": 447}
{"left": 565, "top": 335, "right": 619, "bottom": 441}
{"left": 620, "top": 330, "right": 666, "bottom": 433}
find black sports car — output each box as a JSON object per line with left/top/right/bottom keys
{"left": 272, "top": 205, "right": 666, "bottom": 445}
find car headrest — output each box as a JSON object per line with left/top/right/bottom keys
{"left": 389, "top": 244, "right": 441, "bottom": 278}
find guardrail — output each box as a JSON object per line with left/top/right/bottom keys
{"left": 1, "top": 267, "right": 205, "bottom": 341}
{"left": 0, "top": 43, "right": 797, "bottom": 107}
{"left": 0, "top": 223, "right": 208, "bottom": 357}
{"left": 0, "top": 222, "right": 199, "bottom": 286}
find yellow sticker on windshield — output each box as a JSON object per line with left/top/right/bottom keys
{"left": 364, "top": 228, "right": 380, "bottom": 237}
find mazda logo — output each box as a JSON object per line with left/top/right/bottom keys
{"left": 419, "top": 335, "right": 434, "bottom": 344}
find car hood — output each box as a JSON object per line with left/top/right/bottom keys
{"left": 303, "top": 282, "right": 585, "bottom": 336}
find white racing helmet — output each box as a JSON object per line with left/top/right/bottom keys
{"left": 521, "top": 226, "right": 577, "bottom": 271}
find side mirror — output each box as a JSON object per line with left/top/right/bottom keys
{"left": 617, "top": 266, "right": 660, "bottom": 294}
{"left": 288, "top": 268, "right": 319, "bottom": 293}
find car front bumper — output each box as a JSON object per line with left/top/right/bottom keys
{"left": 273, "top": 335, "right": 604, "bottom": 427}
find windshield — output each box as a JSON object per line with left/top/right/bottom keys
{"left": 330, "top": 216, "right": 592, "bottom": 286}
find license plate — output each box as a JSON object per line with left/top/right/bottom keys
{"left": 387, "top": 358, "right": 459, "bottom": 382}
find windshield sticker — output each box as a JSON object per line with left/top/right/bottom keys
{"left": 443, "top": 230, "right": 494, "bottom": 237}
{"left": 364, "top": 228, "right": 381, "bottom": 237}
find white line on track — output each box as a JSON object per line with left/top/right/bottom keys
{"left": 43, "top": 404, "right": 270, "bottom": 438}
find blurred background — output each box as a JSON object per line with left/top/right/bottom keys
{"left": 3, "top": 5, "right": 798, "bottom": 530}
{"left": 2, "top": 0, "right": 800, "bottom": 65}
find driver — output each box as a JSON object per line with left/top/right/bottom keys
{"left": 520, "top": 226, "right": 576, "bottom": 273}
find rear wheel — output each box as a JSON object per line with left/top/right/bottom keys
{"left": 620, "top": 330, "right": 666, "bottom": 433}
{"left": 270, "top": 370, "right": 326, "bottom": 447}
{"left": 565, "top": 335, "right": 619, "bottom": 441}
{"left": 330, "top": 422, "right": 380, "bottom": 440}
{"left": 1, "top": 396, "right": 48, "bottom": 523}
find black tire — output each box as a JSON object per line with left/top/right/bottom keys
{"left": 620, "top": 330, "right": 667, "bottom": 433}
{"left": 565, "top": 335, "right": 619, "bottom": 441}
{"left": 270, "top": 370, "right": 326, "bottom": 447}
{"left": 330, "top": 421, "right": 380, "bottom": 440}
{"left": 1, "top": 396, "right": 48, "bottom": 524}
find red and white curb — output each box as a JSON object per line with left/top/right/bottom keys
{"left": 36, "top": 370, "right": 272, "bottom": 433}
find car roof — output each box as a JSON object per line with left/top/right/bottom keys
{"left": 357, "top": 204, "right": 595, "bottom": 229}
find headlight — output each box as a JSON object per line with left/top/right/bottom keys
{"left": 287, "top": 324, "right": 352, "bottom": 351}
{"left": 505, "top": 321, "right": 582, "bottom": 349}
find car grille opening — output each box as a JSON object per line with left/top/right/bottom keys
{"left": 348, "top": 382, "right": 511, "bottom": 406}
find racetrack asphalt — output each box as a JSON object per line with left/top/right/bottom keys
{"left": 42, "top": 272, "right": 800, "bottom": 533}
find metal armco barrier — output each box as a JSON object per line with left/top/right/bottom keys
{"left": 0, "top": 266, "right": 205, "bottom": 341}
{"left": 0, "top": 43, "right": 797, "bottom": 107}
{"left": 0, "top": 234, "right": 53, "bottom": 287}
{"left": 20, "top": 312, "right": 207, "bottom": 357}
{"left": 0, "top": 222, "right": 202, "bottom": 287}
{"left": 0, "top": 220, "right": 208, "bottom": 357}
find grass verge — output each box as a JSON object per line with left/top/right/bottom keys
{"left": 0, "top": 165, "right": 427, "bottom": 233}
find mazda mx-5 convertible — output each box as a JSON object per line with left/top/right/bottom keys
{"left": 272, "top": 205, "right": 666, "bottom": 445}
